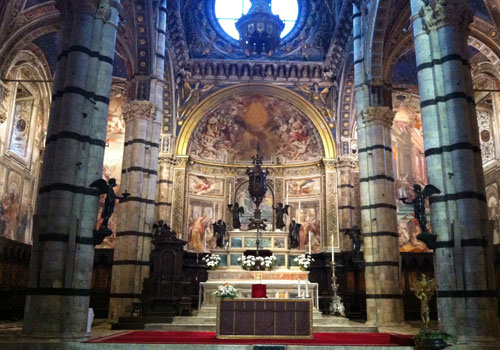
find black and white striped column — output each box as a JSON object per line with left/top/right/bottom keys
{"left": 23, "top": 0, "right": 120, "bottom": 340}
{"left": 411, "top": 0, "right": 500, "bottom": 338}
{"left": 353, "top": 2, "right": 404, "bottom": 325}
{"left": 336, "top": 157, "right": 358, "bottom": 250}
{"left": 108, "top": 0, "right": 167, "bottom": 320}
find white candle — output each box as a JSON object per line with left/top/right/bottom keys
{"left": 286, "top": 183, "right": 289, "bottom": 204}
{"left": 298, "top": 202, "right": 301, "bottom": 222}
{"left": 228, "top": 183, "right": 232, "bottom": 204}
{"left": 297, "top": 278, "right": 301, "bottom": 297}
{"left": 305, "top": 279, "right": 309, "bottom": 298}
{"left": 308, "top": 231, "right": 312, "bottom": 255}
{"left": 331, "top": 232, "right": 335, "bottom": 263}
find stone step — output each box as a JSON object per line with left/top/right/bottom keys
{"left": 145, "top": 323, "right": 216, "bottom": 332}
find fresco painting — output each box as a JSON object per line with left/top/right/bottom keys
{"left": 487, "top": 183, "right": 500, "bottom": 245}
{"left": 289, "top": 200, "right": 320, "bottom": 253}
{"left": 188, "top": 175, "right": 224, "bottom": 196}
{"left": 187, "top": 198, "right": 222, "bottom": 252}
{"left": 9, "top": 99, "right": 33, "bottom": 158}
{"left": 286, "top": 177, "right": 321, "bottom": 197}
{"left": 398, "top": 213, "right": 430, "bottom": 253}
{"left": 188, "top": 95, "right": 323, "bottom": 164}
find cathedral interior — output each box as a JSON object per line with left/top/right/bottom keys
{"left": 0, "top": 0, "right": 500, "bottom": 349}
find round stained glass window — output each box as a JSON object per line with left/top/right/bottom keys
{"left": 215, "top": 0, "right": 299, "bottom": 40}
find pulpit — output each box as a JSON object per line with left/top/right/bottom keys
{"left": 217, "top": 299, "right": 312, "bottom": 338}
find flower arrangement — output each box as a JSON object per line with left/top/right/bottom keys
{"left": 202, "top": 254, "right": 221, "bottom": 270}
{"left": 294, "top": 254, "right": 314, "bottom": 270}
{"left": 214, "top": 283, "right": 238, "bottom": 299}
{"left": 238, "top": 255, "right": 277, "bottom": 270}
{"left": 238, "top": 255, "right": 257, "bottom": 270}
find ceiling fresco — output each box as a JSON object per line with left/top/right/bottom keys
{"left": 188, "top": 94, "right": 324, "bottom": 164}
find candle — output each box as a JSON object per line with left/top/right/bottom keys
{"left": 228, "top": 183, "right": 232, "bottom": 204}
{"left": 286, "top": 183, "right": 289, "bottom": 204}
{"left": 125, "top": 169, "right": 129, "bottom": 192}
{"left": 331, "top": 232, "right": 335, "bottom": 263}
{"left": 308, "top": 231, "right": 311, "bottom": 255}
{"left": 298, "top": 202, "right": 301, "bottom": 222}
{"left": 297, "top": 278, "right": 301, "bottom": 298}
{"left": 305, "top": 279, "right": 309, "bottom": 298}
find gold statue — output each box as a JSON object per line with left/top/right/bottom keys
{"left": 411, "top": 273, "right": 436, "bottom": 329}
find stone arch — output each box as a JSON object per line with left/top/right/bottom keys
{"left": 175, "top": 84, "right": 336, "bottom": 160}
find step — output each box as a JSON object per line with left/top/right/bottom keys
{"left": 145, "top": 323, "right": 216, "bottom": 332}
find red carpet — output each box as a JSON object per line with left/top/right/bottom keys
{"left": 88, "top": 331, "right": 414, "bottom": 346}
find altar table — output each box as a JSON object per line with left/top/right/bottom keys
{"left": 216, "top": 298, "right": 313, "bottom": 339}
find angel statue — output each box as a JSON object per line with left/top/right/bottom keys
{"left": 298, "top": 83, "right": 329, "bottom": 108}
{"left": 227, "top": 202, "right": 244, "bottom": 230}
{"left": 400, "top": 184, "right": 441, "bottom": 235}
{"left": 273, "top": 202, "right": 289, "bottom": 231}
{"left": 179, "top": 81, "right": 214, "bottom": 118}
{"left": 90, "top": 178, "right": 128, "bottom": 244}
{"left": 289, "top": 220, "right": 301, "bottom": 249}
{"left": 345, "top": 225, "right": 362, "bottom": 255}
{"left": 213, "top": 219, "right": 227, "bottom": 248}
{"left": 411, "top": 274, "right": 436, "bottom": 329}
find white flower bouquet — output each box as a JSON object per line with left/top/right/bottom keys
{"left": 262, "top": 255, "right": 277, "bottom": 270}
{"left": 214, "top": 283, "right": 238, "bottom": 299}
{"left": 294, "top": 254, "right": 314, "bottom": 270}
{"left": 202, "top": 254, "right": 221, "bottom": 270}
{"left": 238, "top": 255, "right": 256, "bottom": 270}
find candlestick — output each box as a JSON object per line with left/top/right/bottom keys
{"left": 297, "top": 278, "right": 301, "bottom": 298}
{"left": 308, "top": 231, "right": 312, "bottom": 255}
{"left": 305, "top": 279, "right": 309, "bottom": 298}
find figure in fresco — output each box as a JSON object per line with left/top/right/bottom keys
{"left": 400, "top": 184, "right": 440, "bottom": 235}
{"left": 0, "top": 191, "right": 20, "bottom": 240}
{"left": 213, "top": 219, "right": 227, "bottom": 248}
{"left": 288, "top": 219, "right": 301, "bottom": 249}
{"left": 273, "top": 202, "right": 289, "bottom": 230}
{"left": 228, "top": 202, "right": 244, "bottom": 230}
{"left": 189, "top": 211, "right": 208, "bottom": 251}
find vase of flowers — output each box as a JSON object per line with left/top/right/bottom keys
{"left": 202, "top": 254, "right": 221, "bottom": 270}
{"left": 262, "top": 256, "right": 277, "bottom": 270}
{"left": 238, "top": 255, "right": 256, "bottom": 270}
{"left": 294, "top": 254, "right": 314, "bottom": 271}
{"left": 214, "top": 283, "right": 238, "bottom": 299}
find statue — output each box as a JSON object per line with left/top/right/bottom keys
{"left": 152, "top": 220, "right": 173, "bottom": 240}
{"left": 248, "top": 217, "right": 267, "bottom": 231}
{"left": 213, "top": 219, "right": 227, "bottom": 248}
{"left": 273, "top": 202, "right": 289, "bottom": 230}
{"left": 411, "top": 274, "right": 436, "bottom": 329}
{"left": 400, "top": 184, "right": 441, "bottom": 235}
{"left": 345, "top": 225, "right": 362, "bottom": 255}
{"left": 288, "top": 219, "right": 301, "bottom": 249}
{"left": 227, "top": 202, "right": 244, "bottom": 230}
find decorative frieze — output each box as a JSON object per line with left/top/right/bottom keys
{"left": 122, "top": 100, "right": 156, "bottom": 123}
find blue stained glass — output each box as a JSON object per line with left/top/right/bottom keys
{"left": 215, "top": 0, "right": 299, "bottom": 40}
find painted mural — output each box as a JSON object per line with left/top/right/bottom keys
{"left": 186, "top": 198, "right": 222, "bottom": 252}
{"left": 96, "top": 93, "right": 126, "bottom": 249}
{"left": 487, "top": 183, "right": 500, "bottom": 245}
{"left": 188, "top": 175, "right": 224, "bottom": 196}
{"left": 286, "top": 177, "right": 321, "bottom": 197}
{"left": 0, "top": 173, "right": 31, "bottom": 243}
{"left": 188, "top": 95, "right": 323, "bottom": 164}
{"left": 289, "top": 200, "right": 321, "bottom": 253}
{"left": 9, "top": 99, "right": 33, "bottom": 159}
{"left": 235, "top": 181, "right": 273, "bottom": 231}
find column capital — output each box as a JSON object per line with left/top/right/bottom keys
{"left": 359, "top": 106, "right": 395, "bottom": 127}
{"left": 335, "top": 156, "right": 357, "bottom": 169}
{"left": 56, "top": 0, "right": 115, "bottom": 20}
{"left": 122, "top": 100, "right": 156, "bottom": 123}
{"left": 158, "top": 155, "right": 176, "bottom": 165}
{"left": 419, "top": 0, "right": 472, "bottom": 33}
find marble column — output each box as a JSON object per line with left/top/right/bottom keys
{"left": 156, "top": 155, "right": 176, "bottom": 221}
{"left": 108, "top": 101, "right": 159, "bottom": 320}
{"left": 336, "top": 157, "right": 357, "bottom": 250}
{"left": 23, "top": 0, "right": 120, "bottom": 340}
{"left": 356, "top": 107, "right": 404, "bottom": 325}
{"left": 411, "top": 0, "right": 500, "bottom": 340}
{"left": 353, "top": 2, "right": 404, "bottom": 325}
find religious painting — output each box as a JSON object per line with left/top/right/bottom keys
{"left": 0, "top": 172, "right": 30, "bottom": 243}
{"left": 235, "top": 181, "right": 273, "bottom": 230}
{"left": 188, "top": 95, "right": 323, "bottom": 164}
{"left": 186, "top": 198, "right": 222, "bottom": 252}
{"left": 8, "top": 98, "right": 34, "bottom": 159}
{"left": 96, "top": 94, "right": 126, "bottom": 249}
{"left": 289, "top": 200, "right": 321, "bottom": 252}
{"left": 398, "top": 213, "right": 431, "bottom": 252}
{"left": 286, "top": 177, "right": 321, "bottom": 197}
{"left": 486, "top": 184, "right": 500, "bottom": 245}
{"left": 188, "top": 175, "right": 224, "bottom": 196}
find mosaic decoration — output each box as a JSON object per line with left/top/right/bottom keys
{"left": 188, "top": 95, "right": 323, "bottom": 164}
